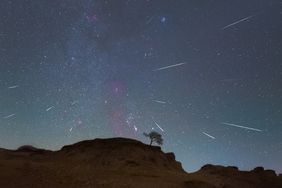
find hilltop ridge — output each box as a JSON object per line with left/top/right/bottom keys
{"left": 0, "top": 137, "right": 280, "bottom": 188}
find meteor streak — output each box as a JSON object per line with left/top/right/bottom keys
{"left": 46, "top": 106, "right": 54, "bottom": 112}
{"left": 221, "top": 15, "right": 255, "bottom": 30}
{"left": 154, "top": 62, "right": 186, "bottom": 71}
{"left": 8, "top": 85, "right": 19, "bottom": 89}
{"left": 3, "top": 114, "right": 15, "bottom": 119}
{"left": 202, "top": 132, "right": 216, "bottom": 139}
{"left": 152, "top": 100, "right": 167, "bottom": 104}
{"left": 153, "top": 120, "right": 164, "bottom": 132}
{"left": 221, "top": 122, "right": 262, "bottom": 132}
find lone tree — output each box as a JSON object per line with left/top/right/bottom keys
{"left": 143, "top": 131, "right": 163, "bottom": 146}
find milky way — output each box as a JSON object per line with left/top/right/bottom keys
{"left": 0, "top": 0, "right": 282, "bottom": 173}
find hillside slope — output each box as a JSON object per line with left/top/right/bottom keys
{"left": 0, "top": 138, "right": 280, "bottom": 188}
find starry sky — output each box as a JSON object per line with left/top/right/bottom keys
{"left": 0, "top": 0, "right": 282, "bottom": 173}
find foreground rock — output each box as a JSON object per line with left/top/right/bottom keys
{"left": 0, "top": 138, "right": 281, "bottom": 188}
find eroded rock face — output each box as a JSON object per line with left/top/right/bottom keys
{"left": 58, "top": 137, "right": 185, "bottom": 172}
{"left": 251, "top": 167, "right": 277, "bottom": 177}
{"left": 252, "top": 166, "right": 265, "bottom": 172}
{"left": 196, "top": 164, "right": 281, "bottom": 188}
{"left": 165, "top": 152, "right": 176, "bottom": 161}
{"left": 199, "top": 164, "right": 240, "bottom": 177}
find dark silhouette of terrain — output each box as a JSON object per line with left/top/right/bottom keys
{"left": 0, "top": 137, "right": 281, "bottom": 187}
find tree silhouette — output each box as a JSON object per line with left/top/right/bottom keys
{"left": 143, "top": 131, "right": 163, "bottom": 146}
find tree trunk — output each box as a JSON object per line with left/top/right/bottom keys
{"left": 150, "top": 139, "right": 153, "bottom": 146}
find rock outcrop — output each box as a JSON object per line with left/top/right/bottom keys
{"left": 195, "top": 164, "right": 281, "bottom": 188}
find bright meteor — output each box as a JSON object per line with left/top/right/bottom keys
{"left": 46, "top": 106, "right": 54, "bottom": 112}
{"left": 221, "top": 15, "right": 255, "bottom": 30}
{"left": 154, "top": 62, "right": 186, "bottom": 71}
{"left": 3, "top": 114, "right": 15, "bottom": 119}
{"left": 221, "top": 122, "right": 262, "bottom": 132}
{"left": 153, "top": 120, "right": 164, "bottom": 132}
{"left": 202, "top": 132, "right": 216, "bottom": 139}
{"left": 152, "top": 100, "right": 167, "bottom": 104}
{"left": 8, "top": 85, "right": 19, "bottom": 89}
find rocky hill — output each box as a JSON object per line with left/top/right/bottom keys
{"left": 193, "top": 164, "right": 282, "bottom": 188}
{"left": 0, "top": 137, "right": 280, "bottom": 188}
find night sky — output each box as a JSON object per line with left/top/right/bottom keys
{"left": 0, "top": 0, "right": 282, "bottom": 173}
